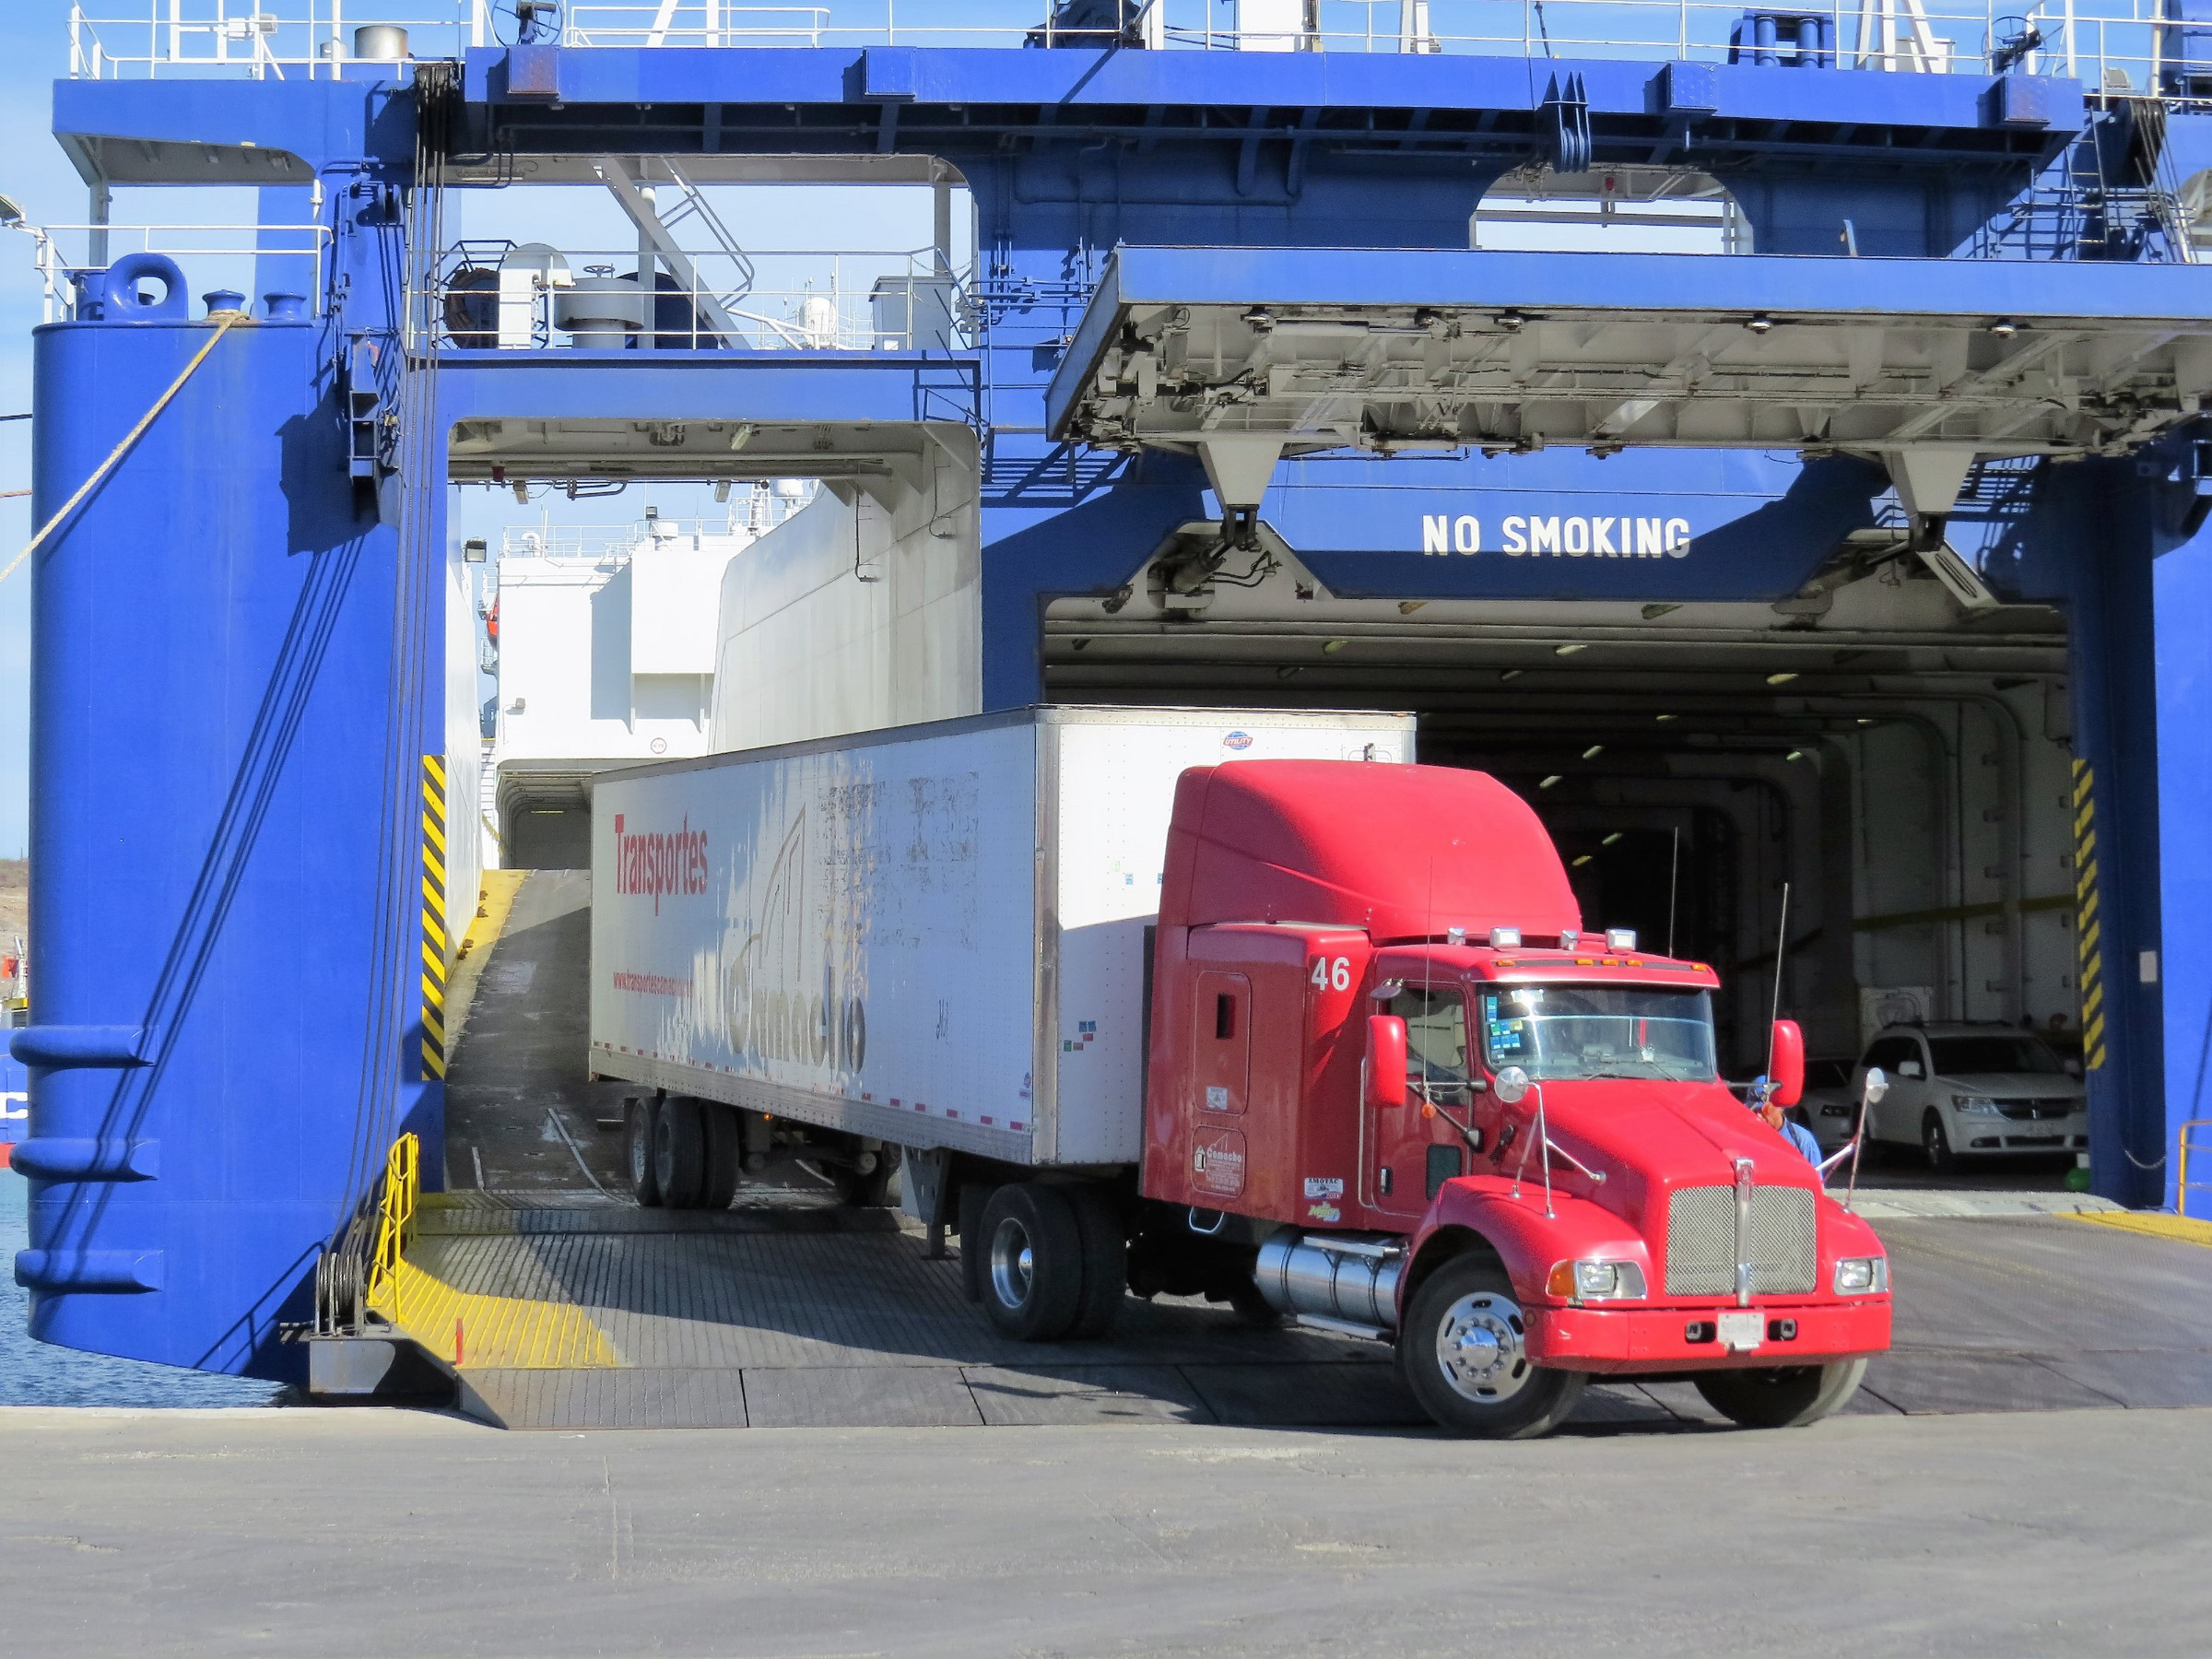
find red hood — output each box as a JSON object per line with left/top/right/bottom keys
{"left": 1515, "top": 1077, "right": 1822, "bottom": 1236}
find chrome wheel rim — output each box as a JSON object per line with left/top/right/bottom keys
{"left": 1924, "top": 1119, "right": 1946, "bottom": 1167}
{"left": 1433, "top": 1290, "right": 1531, "bottom": 1405}
{"left": 990, "top": 1218, "right": 1035, "bottom": 1312}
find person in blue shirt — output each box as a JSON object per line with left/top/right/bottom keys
{"left": 1753, "top": 1082, "right": 1826, "bottom": 1171}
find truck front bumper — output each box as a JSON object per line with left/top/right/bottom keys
{"left": 1524, "top": 1298, "right": 1890, "bottom": 1374}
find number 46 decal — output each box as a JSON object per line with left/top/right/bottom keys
{"left": 1309, "top": 957, "right": 1352, "bottom": 993}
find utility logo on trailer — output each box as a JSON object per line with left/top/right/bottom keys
{"left": 1222, "top": 731, "right": 1253, "bottom": 750}
{"left": 611, "top": 813, "right": 710, "bottom": 914}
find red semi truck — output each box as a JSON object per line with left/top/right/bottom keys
{"left": 1134, "top": 756, "right": 1888, "bottom": 1437}
{"left": 592, "top": 709, "right": 1890, "bottom": 1438}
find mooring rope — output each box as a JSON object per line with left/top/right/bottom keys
{"left": 0, "top": 306, "right": 246, "bottom": 587}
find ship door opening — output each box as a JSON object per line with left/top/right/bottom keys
{"left": 427, "top": 168, "right": 982, "bottom": 879}
{"left": 1042, "top": 552, "right": 2086, "bottom": 1192}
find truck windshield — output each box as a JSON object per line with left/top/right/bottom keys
{"left": 1477, "top": 985, "right": 1718, "bottom": 1082}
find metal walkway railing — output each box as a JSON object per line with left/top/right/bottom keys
{"left": 61, "top": 0, "right": 2212, "bottom": 97}
{"left": 2179, "top": 1118, "right": 2212, "bottom": 1218}
{"left": 312, "top": 1130, "right": 418, "bottom": 1337}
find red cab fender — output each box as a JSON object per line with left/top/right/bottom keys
{"left": 1402, "top": 1175, "right": 1656, "bottom": 1316}
{"left": 1818, "top": 1190, "right": 1888, "bottom": 1261}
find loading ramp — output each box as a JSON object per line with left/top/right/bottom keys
{"left": 334, "top": 1183, "right": 2212, "bottom": 1430}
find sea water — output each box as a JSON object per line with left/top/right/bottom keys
{"left": 0, "top": 1170, "right": 282, "bottom": 1407}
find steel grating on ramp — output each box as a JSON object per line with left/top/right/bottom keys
{"left": 389, "top": 1193, "right": 1418, "bottom": 1430}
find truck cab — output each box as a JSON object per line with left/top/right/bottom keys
{"left": 1140, "top": 758, "right": 1890, "bottom": 1438}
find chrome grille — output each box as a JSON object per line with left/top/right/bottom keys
{"left": 1665, "top": 1184, "right": 1818, "bottom": 1298}
{"left": 1997, "top": 1100, "right": 2074, "bottom": 1121}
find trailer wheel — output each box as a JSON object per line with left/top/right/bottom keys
{"left": 626, "top": 1098, "right": 662, "bottom": 1207}
{"left": 1399, "top": 1256, "right": 1587, "bottom": 1440}
{"left": 653, "top": 1096, "right": 707, "bottom": 1209}
{"left": 1694, "top": 1359, "right": 1868, "bottom": 1429}
{"left": 977, "top": 1182, "right": 1085, "bottom": 1341}
{"left": 1064, "top": 1185, "right": 1128, "bottom": 1339}
{"left": 698, "top": 1104, "right": 742, "bottom": 1211}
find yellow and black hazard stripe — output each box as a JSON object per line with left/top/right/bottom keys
{"left": 419, "top": 753, "right": 449, "bottom": 1080}
{"left": 2074, "top": 757, "right": 2105, "bottom": 1072}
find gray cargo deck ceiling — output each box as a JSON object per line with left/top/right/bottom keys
{"left": 1045, "top": 248, "right": 2212, "bottom": 459}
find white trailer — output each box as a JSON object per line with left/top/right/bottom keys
{"left": 588, "top": 706, "right": 1412, "bottom": 1214}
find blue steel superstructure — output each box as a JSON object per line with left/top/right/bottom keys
{"left": 18, "top": 2, "right": 2212, "bottom": 1379}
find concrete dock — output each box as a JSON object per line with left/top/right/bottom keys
{"left": 3, "top": 1403, "right": 2206, "bottom": 1656}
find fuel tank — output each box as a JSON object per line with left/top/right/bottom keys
{"left": 1254, "top": 1230, "right": 1404, "bottom": 1330}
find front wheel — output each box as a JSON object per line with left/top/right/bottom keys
{"left": 1398, "top": 1257, "right": 1587, "bottom": 1439}
{"left": 1922, "top": 1110, "right": 1957, "bottom": 1176}
{"left": 1694, "top": 1358, "right": 1868, "bottom": 1429}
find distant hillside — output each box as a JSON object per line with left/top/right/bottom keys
{"left": 0, "top": 859, "right": 25, "bottom": 959}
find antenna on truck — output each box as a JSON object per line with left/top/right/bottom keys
{"left": 1763, "top": 880, "right": 1792, "bottom": 1083}
{"left": 1665, "top": 826, "right": 1680, "bottom": 959}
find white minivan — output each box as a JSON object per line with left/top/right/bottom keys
{"left": 1853, "top": 1023, "right": 2087, "bottom": 1173}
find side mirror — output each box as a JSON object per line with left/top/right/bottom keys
{"left": 1863, "top": 1065, "right": 1889, "bottom": 1106}
{"left": 1769, "top": 1018, "right": 1805, "bottom": 1108}
{"left": 1899, "top": 1059, "right": 1924, "bottom": 1079}
{"left": 1364, "top": 1016, "right": 1407, "bottom": 1110}
{"left": 1492, "top": 1065, "right": 1532, "bottom": 1106}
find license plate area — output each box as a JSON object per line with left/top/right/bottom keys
{"left": 1717, "top": 1311, "right": 1764, "bottom": 1351}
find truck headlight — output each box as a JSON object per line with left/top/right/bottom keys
{"left": 1952, "top": 1094, "right": 2000, "bottom": 1115}
{"left": 1833, "top": 1256, "right": 1888, "bottom": 1294}
{"left": 1546, "top": 1259, "right": 1649, "bottom": 1301}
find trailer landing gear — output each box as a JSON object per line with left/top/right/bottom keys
{"left": 1398, "top": 1257, "right": 1587, "bottom": 1439}
{"left": 836, "top": 1145, "right": 897, "bottom": 1207}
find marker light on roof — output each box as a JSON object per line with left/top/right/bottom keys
{"left": 1606, "top": 928, "right": 1637, "bottom": 950}
{"left": 1488, "top": 926, "right": 1522, "bottom": 949}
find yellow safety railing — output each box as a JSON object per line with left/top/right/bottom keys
{"left": 365, "top": 1132, "right": 420, "bottom": 1327}
{"left": 2180, "top": 1121, "right": 2212, "bottom": 1219}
